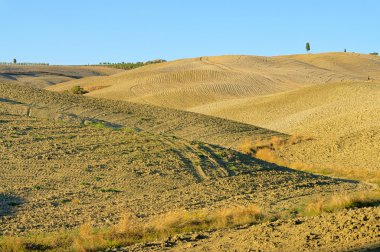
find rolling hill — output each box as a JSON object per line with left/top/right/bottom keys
{"left": 0, "top": 81, "right": 281, "bottom": 149}
{"left": 1, "top": 65, "right": 379, "bottom": 250}
{"left": 45, "top": 53, "right": 380, "bottom": 176}
{"left": 191, "top": 81, "right": 380, "bottom": 172}
{"left": 47, "top": 53, "right": 380, "bottom": 110}
{"left": 0, "top": 64, "right": 122, "bottom": 88}
{"left": 1, "top": 82, "right": 363, "bottom": 240}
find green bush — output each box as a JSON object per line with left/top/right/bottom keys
{"left": 71, "top": 85, "right": 88, "bottom": 95}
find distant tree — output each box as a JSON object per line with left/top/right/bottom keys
{"left": 344, "top": 48, "right": 347, "bottom": 53}
{"left": 369, "top": 52, "right": 378, "bottom": 56}
{"left": 306, "top": 42, "right": 311, "bottom": 53}
{"left": 13, "top": 58, "right": 17, "bottom": 64}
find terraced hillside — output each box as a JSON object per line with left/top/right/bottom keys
{"left": 0, "top": 65, "right": 122, "bottom": 88}
{"left": 47, "top": 53, "right": 380, "bottom": 110}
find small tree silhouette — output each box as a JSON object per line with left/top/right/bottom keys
{"left": 13, "top": 58, "right": 17, "bottom": 64}
{"left": 306, "top": 42, "right": 311, "bottom": 53}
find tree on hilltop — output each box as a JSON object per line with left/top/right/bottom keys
{"left": 306, "top": 42, "right": 311, "bottom": 53}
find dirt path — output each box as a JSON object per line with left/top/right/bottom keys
{"left": 200, "top": 57, "right": 235, "bottom": 71}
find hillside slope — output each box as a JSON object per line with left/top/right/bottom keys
{"left": 153, "top": 207, "right": 380, "bottom": 252}
{"left": 0, "top": 65, "right": 122, "bottom": 88}
{"left": 0, "top": 82, "right": 280, "bottom": 148}
{"left": 0, "top": 81, "right": 377, "bottom": 252}
{"left": 278, "top": 52, "right": 380, "bottom": 80}
{"left": 0, "top": 85, "right": 361, "bottom": 236}
{"left": 47, "top": 53, "right": 380, "bottom": 110}
{"left": 194, "top": 81, "right": 380, "bottom": 172}
{"left": 191, "top": 81, "right": 380, "bottom": 135}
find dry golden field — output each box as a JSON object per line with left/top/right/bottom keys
{"left": 47, "top": 52, "right": 380, "bottom": 184}
{"left": 1, "top": 52, "right": 380, "bottom": 251}
{"left": 48, "top": 53, "right": 380, "bottom": 110}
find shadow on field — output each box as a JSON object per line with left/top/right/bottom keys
{"left": 251, "top": 156, "right": 360, "bottom": 185}
{"left": 0, "top": 97, "right": 25, "bottom": 105}
{"left": 207, "top": 142, "right": 360, "bottom": 185}
{"left": 0, "top": 193, "right": 24, "bottom": 216}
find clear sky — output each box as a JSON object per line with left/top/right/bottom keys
{"left": 0, "top": 0, "right": 379, "bottom": 65}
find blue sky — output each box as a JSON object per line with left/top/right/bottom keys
{"left": 0, "top": 0, "right": 378, "bottom": 65}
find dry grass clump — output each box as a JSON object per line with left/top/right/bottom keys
{"left": 302, "top": 191, "right": 380, "bottom": 216}
{"left": 150, "top": 205, "right": 263, "bottom": 236}
{"left": 238, "top": 135, "right": 312, "bottom": 156}
{"left": 0, "top": 205, "right": 264, "bottom": 251}
{"left": 73, "top": 223, "right": 111, "bottom": 252}
{"left": 239, "top": 135, "right": 314, "bottom": 169}
{"left": 0, "top": 237, "right": 22, "bottom": 252}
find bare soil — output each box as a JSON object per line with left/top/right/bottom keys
{"left": 1, "top": 60, "right": 379, "bottom": 251}
{"left": 1, "top": 114, "right": 362, "bottom": 236}
{"left": 128, "top": 207, "right": 380, "bottom": 251}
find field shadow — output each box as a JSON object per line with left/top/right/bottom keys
{"left": 254, "top": 157, "right": 359, "bottom": 185}
{"left": 0, "top": 193, "right": 24, "bottom": 217}
{"left": 207, "top": 143, "right": 359, "bottom": 185}
{"left": 0, "top": 97, "right": 26, "bottom": 105}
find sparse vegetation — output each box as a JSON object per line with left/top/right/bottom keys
{"left": 369, "top": 52, "right": 378, "bottom": 56}
{"left": 0, "top": 61, "right": 49, "bottom": 66}
{"left": 83, "top": 120, "right": 107, "bottom": 128}
{"left": 0, "top": 205, "right": 264, "bottom": 251}
{"left": 0, "top": 62, "right": 50, "bottom": 65}
{"left": 300, "top": 192, "right": 380, "bottom": 216}
{"left": 96, "top": 59, "right": 166, "bottom": 70}
{"left": 71, "top": 85, "right": 88, "bottom": 95}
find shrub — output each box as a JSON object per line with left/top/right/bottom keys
{"left": 71, "top": 85, "right": 88, "bottom": 95}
